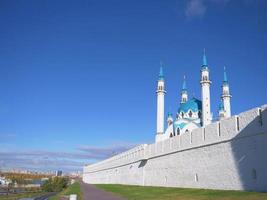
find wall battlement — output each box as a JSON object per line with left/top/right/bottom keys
{"left": 83, "top": 105, "right": 267, "bottom": 191}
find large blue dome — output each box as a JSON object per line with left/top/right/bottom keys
{"left": 178, "top": 98, "right": 202, "bottom": 113}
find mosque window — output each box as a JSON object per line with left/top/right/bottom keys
{"left": 177, "top": 128, "right": 180, "bottom": 135}
{"left": 170, "top": 133, "right": 173, "bottom": 138}
{"left": 189, "top": 110, "right": 193, "bottom": 117}
{"left": 181, "top": 112, "right": 184, "bottom": 118}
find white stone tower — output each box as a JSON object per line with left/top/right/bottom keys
{"left": 221, "top": 67, "right": 231, "bottom": 118}
{"left": 200, "top": 50, "right": 212, "bottom": 126}
{"left": 156, "top": 66, "right": 166, "bottom": 142}
{"left": 181, "top": 76, "right": 188, "bottom": 103}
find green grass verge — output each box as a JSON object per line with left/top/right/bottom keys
{"left": 94, "top": 184, "right": 267, "bottom": 200}
{"left": 0, "top": 191, "right": 45, "bottom": 200}
{"left": 49, "top": 182, "right": 82, "bottom": 200}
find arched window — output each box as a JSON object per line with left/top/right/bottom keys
{"left": 181, "top": 112, "right": 184, "bottom": 118}
{"left": 177, "top": 128, "right": 180, "bottom": 135}
{"left": 185, "top": 129, "right": 189, "bottom": 133}
{"left": 189, "top": 110, "right": 193, "bottom": 118}
{"left": 170, "top": 133, "right": 173, "bottom": 138}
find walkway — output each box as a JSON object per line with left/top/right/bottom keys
{"left": 80, "top": 182, "right": 126, "bottom": 200}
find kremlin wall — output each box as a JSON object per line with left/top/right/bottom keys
{"left": 83, "top": 104, "right": 267, "bottom": 192}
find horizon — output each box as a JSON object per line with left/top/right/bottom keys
{"left": 0, "top": 0, "right": 267, "bottom": 172}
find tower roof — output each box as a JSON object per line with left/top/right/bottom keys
{"left": 223, "top": 66, "right": 228, "bottom": 84}
{"left": 203, "top": 48, "right": 207, "bottom": 65}
{"left": 202, "top": 48, "right": 208, "bottom": 70}
{"left": 158, "top": 63, "right": 164, "bottom": 80}
{"left": 182, "top": 75, "right": 187, "bottom": 92}
{"left": 167, "top": 111, "right": 173, "bottom": 118}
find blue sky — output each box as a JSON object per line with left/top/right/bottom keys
{"left": 0, "top": 0, "right": 266, "bottom": 172}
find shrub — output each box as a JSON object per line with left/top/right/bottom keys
{"left": 41, "top": 177, "right": 69, "bottom": 192}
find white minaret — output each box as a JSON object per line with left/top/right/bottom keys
{"left": 221, "top": 67, "right": 231, "bottom": 118}
{"left": 200, "top": 49, "right": 212, "bottom": 126}
{"left": 180, "top": 75, "right": 188, "bottom": 103}
{"left": 156, "top": 66, "right": 166, "bottom": 142}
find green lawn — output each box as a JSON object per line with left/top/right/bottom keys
{"left": 94, "top": 184, "right": 267, "bottom": 200}
{"left": 49, "top": 182, "right": 82, "bottom": 200}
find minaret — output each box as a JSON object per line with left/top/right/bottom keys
{"left": 181, "top": 75, "right": 188, "bottom": 103}
{"left": 200, "top": 49, "right": 212, "bottom": 126}
{"left": 221, "top": 67, "right": 231, "bottom": 118}
{"left": 156, "top": 65, "right": 166, "bottom": 141}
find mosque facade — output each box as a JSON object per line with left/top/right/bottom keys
{"left": 156, "top": 52, "right": 231, "bottom": 142}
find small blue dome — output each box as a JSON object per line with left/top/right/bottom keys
{"left": 178, "top": 98, "right": 202, "bottom": 113}
{"left": 174, "top": 122, "right": 187, "bottom": 130}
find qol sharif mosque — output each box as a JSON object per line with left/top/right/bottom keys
{"left": 156, "top": 51, "right": 231, "bottom": 142}
{"left": 83, "top": 50, "right": 267, "bottom": 192}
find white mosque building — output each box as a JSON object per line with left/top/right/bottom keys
{"left": 156, "top": 51, "right": 232, "bottom": 142}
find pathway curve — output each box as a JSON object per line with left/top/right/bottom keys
{"left": 80, "top": 181, "right": 126, "bottom": 200}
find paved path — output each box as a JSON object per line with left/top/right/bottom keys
{"left": 81, "top": 182, "right": 126, "bottom": 200}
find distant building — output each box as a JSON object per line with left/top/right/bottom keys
{"left": 55, "top": 170, "right": 63, "bottom": 176}
{"left": 0, "top": 177, "right": 11, "bottom": 186}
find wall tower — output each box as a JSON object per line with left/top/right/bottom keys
{"left": 221, "top": 67, "right": 231, "bottom": 118}
{"left": 156, "top": 66, "right": 166, "bottom": 141}
{"left": 200, "top": 49, "right": 212, "bottom": 126}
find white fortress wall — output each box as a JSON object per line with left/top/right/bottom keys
{"left": 83, "top": 105, "right": 267, "bottom": 192}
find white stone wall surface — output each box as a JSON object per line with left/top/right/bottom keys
{"left": 83, "top": 105, "right": 267, "bottom": 192}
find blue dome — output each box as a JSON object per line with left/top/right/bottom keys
{"left": 178, "top": 98, "right": 202, "bottom": 113}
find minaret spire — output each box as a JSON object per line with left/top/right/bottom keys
{"left": 182, "top": 75, "right": 187, "bottom": 90}
{"left": 181, "top": 75, "right": 188, "bottom": 103}
{"left": 221, "top": 66, "right": 231, "bottom": 118}
{"left": 159, "top": 61, "right": 164, "bottom": 80}
{"left": 156, "top": 62, "right": 166, "bottom": 142}
{"left": 223, "top": 66, "right": 228, "bottom": 83}
{"left": 202, "top": 48, "right": 208, "bottom": 67}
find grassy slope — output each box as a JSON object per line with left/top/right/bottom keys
{"left": 49, "top": 182, "right": 82, "bottom": 200}
{"left": 95, "top": 184, "right": 267, "bottom": 200}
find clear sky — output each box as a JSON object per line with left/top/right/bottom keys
{"left": 0, "top": 0, "right": 266, "bottom": 172}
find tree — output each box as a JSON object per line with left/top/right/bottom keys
{"left": 41, "top": 177, "right": 69, "bottom": 192}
